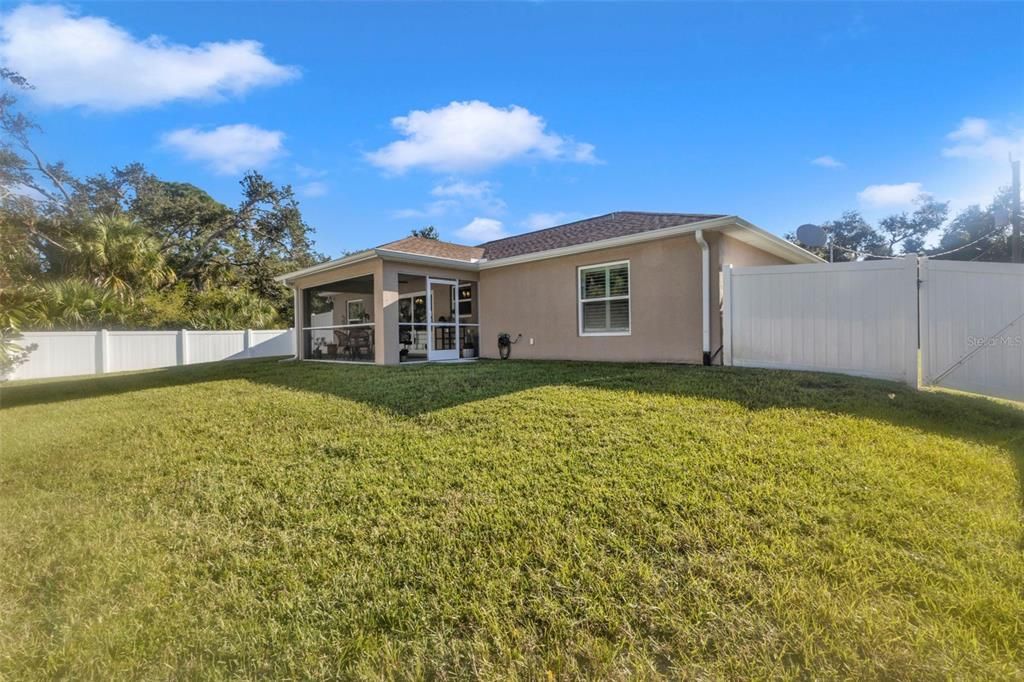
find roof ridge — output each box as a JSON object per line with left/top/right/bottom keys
{"left": 475, "top": 211, "right": 725, "bottom": 247}
{"left": 475, "top": 212, "right": 619, "bottom": 247}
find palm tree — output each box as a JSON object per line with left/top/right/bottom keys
{"left": 61, "top": 215, "right": 175, "bottom": 297}
{"left": 186, "top": 287, "right": 279, "bottom": 330}
{"left": 33, "top": 278, "right": 129, "bottom": 330}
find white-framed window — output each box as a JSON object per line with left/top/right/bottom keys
{"left": 347, "top": 299, "right": 367, "bottom": 323}
{"left": 578, "top": 260, "right": 630, "bottom": 336}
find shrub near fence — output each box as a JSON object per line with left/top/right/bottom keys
{"left": 5, "top": 329, "right": 295, "bottom": 381}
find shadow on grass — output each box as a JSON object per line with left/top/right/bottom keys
{"left": 0, "top": 358, "right": 278, "bottom": 409}
{"left": 4, "top": 356, "right": 1023, "bottom": 512}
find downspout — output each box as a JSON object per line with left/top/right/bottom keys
{"left": 695, "top": 229, "right": 711, "bottom": 365}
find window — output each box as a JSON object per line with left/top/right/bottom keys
{"left": 347, "top": 299, "right": 367, "bottom": 323}
{"left": 578, "top": 261, "right": 630, "bottom": 335}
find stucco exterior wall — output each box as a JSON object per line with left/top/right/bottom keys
{"left": 477, "top": 235, "right": 705, "bottom": 363}
{"left": 288, "top": 233, "right": 799, "bottom": 365}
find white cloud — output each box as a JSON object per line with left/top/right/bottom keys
{"left": 299, "top": 181, "right": 328, "bottom": 198}
{"left": 392, "top": 201, "right": 458, "bottom": 219}
{"left": 431, "top": 180, "right": 493, "bottom": 200}
{"left": 857, "top": 182, "right": 925, "bottom": 208}
{"left": 811, "top": 155, "right": 845, "bottom": 168}
{"left": 0, "top": 5, "right": 297, "bottom": 110}
{"left": 366, "top": 100, "right": 598, "bottom": 173}
{"left": 162, "top": 124, "right": 285, "bottom": 175}
{"left": 942, "top": 117, "right": 1024, "bottom": 162}
{"left": 947, "top": 117, "right": 990, "bottom": 141}
{"left": 521, "top": 212, "right": 580, "bottom": 230}
{"left": 395, "top": 179, "right": 506, "bottom": 219}
{"left": 456, "top": 217, "right": 507, "bottom": 242}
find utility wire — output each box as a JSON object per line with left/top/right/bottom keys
{"left": 825, "top": 223, "right": 1010, "bottom": 261}
{"left": 927, "top": 224, "right": 1007, "bottom": 258}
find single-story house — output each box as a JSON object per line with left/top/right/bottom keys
{"left": 276, "top": 212, "right": 821, "bottom": 365}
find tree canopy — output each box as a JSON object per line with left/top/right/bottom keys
{"left": 1, "top": 69, "right": 324, "bottom": 343}
{"left": 788, "top": 192, "right": 1015, "bottom": 263}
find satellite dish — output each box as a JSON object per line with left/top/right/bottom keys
{"left": 796, "top": 223, "right": 827, "bottom": 248}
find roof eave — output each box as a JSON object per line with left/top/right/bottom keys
{"left": 372, "top": 249, "right": 481, "bottom": 270}
{"left": 274, "top": 249, "right": 377, "bottom": 285}
{"left": 721, "top": 217, "right": 824, "bottom": 264}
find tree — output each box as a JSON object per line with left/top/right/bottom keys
{"left": 185, "top": 287, "right": 280, "bottom": 330}
{"left": 59, "top": 214, "right": 175, "bottom": 297}
{"left": 30, "top": 278, "right": 130, "bottom": 330}
{"left": 0, "top": 71, "right": 325, "bottom": 328}
{"left": 787, "top": 211, "right": 889, "bottom": 262}
{"left": 876, "top": 197, "right": 949, "bottom": 255}
{"left": 932, "top": 188, "right": 1013, "bottom": 262}
{"left": 410, "top": 225, "right": 440, "bottom": 240}
{"left": 788, "top": 195, "right": 952, "bottom": 261}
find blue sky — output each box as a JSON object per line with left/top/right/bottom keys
{"left": 2, "top": 2, "right": 1022, "bottom": 256}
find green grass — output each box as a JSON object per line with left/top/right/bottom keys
{"left": 1, "top": 359, "right": 1022, "bottom": 679}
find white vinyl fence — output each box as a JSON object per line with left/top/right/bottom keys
{"left": 723, "top": 255, "right": 919, "bottom": 386}
{"left": 920, "top": 259, "right": 1024, "bottom": 402}
{"left": 724, "top": 256, "right": 1024, "bottom": 401}
{"left": 7, "top": 328, "right": 295, "bottom": 381}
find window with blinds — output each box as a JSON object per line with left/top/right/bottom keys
{"left": 578, "top": 261, "right": 630, "bottom": 335}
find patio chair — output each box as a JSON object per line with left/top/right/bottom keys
{"left": 349, "top": 328, "right": 373, "bottom": 361}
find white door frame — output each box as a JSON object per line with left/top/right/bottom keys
{"left": 427, "top": 277, "right": 460, "bottom": 361}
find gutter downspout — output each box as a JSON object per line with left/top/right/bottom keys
{"left": 695, "top": 229, "right": 711, "bottom": 365}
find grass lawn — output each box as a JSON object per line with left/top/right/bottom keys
{"left": 1, "top": 359, "right": 1022, "bottom": 679}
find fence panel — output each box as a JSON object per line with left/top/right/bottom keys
{"left": 7, "top": 331, "right": 102, "bottom": 380}
{"left": 185, "top": 331, "right": 246, "bottom": 364}
{"left": 7, "top": 329, "right": 294, "bottom": 382}
{"left": 920, "top": 259, "right": 1024, "bottom": 402}
{"left": 724, "top": 256, "right": 918, "bottom": 385}
{"left": 249, "top": 330, "right": 294, "bottom": 358}
{"left": 107, "top": 331, "right": 180, "bottom": 373}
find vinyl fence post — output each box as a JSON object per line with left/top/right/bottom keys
{"left": 244, "top": 329, "right": 253, "bottom": 358}
{"left": 722, "top": 265, "right": 734, "bottom": 366}
{"left": 905, "top": 254, "right": 920, "bottom": 389}
{"left": 97, "top": 329, "right": 109, "bottom": 375}
{"left": 917, "top": 257, "right": 929, "bottom": 388}
{"left": 179, "top": 329, "right": 190, "bottom": 366}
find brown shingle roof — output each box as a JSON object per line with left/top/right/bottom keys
{"left": 477, "top": 211, "right": 723, "bottom": 261}
{"left": 377, "top": 236, "right": 485, "bottom": 261}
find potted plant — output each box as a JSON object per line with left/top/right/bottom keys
{"left": 311, "top": 338, "right": 325, "bottom": 359}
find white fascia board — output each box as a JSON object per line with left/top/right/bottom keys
{"left": 372, "top": 249, "right": 481, "bottom": 270}
{"left": 722, "top": 218, "right": 824, "bottom": 264}
{"left": 275, "top": 249, "right": 377, "bottom": 284}
{"left": 477, "top": 215, "right": 739, "bottom": 269}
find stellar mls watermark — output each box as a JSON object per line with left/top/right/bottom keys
{"left": 967, "top": 335, "right": 1023, "bottom": 348}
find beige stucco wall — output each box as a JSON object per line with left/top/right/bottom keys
{"left": 477, "top": 235, "right": 705, "bottom": 363}
{"left": 289, "top": 234, "right": 796, "bottom": 365}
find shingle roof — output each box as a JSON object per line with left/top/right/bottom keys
{"left": 377, "top": 236, "right": 485, "bottom": 261}
{"left": 476, "top": 211, "right": 723, "bottom": 261}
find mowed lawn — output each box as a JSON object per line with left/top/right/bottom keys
{"left": 1, "top": 359, "right": 1022, "bottom": 679}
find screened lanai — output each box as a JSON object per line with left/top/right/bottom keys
{"left": 302, "top": 274, "right": 375, "bottom": 362}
